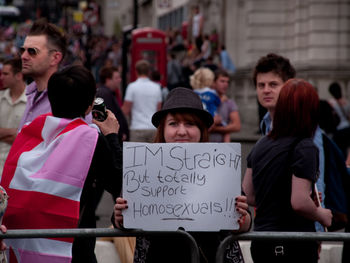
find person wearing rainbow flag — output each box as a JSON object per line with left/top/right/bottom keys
{"left": 1, "top": 65, "right": 123, "bottom": 263}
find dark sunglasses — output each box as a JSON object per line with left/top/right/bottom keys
{"left": 19, "top": 47, "right": 57, "bottom": 57}
{"left": 19, "top": 47, "right": 40, "bottom": 56}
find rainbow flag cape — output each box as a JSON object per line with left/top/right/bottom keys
{"left": 1, "top": 113, "right": 98, "bottom": 263}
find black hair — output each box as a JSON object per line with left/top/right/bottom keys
{"left": 329, "top": 82, "right": 342, "bottom": 99}
{"left": 99, "top": 66, "right": 118, "bottom": 84}
{"left": 28, "top": 18, "right": 67, "bottom": 61}
{"left": 48, "top": 65, "right": 96, "bottom": 119}
{"left": 253, "top": 53, "right": 296, "bottom": 86}
{"left": 214, "top": 69, "right": 230, "bottom": 81}
{"left": 3, "top": 57, "right": 22, "bottom": 74}
{"left": 150, "top": 70, "right": 161, "bottom": 82}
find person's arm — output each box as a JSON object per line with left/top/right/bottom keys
{"left": 242, "top": 168, "right": 255, "bottom": 206}
{"left": 122, "top": 100, "right": 132, "bottom": 119}
{"left": 291, "top": 176, "right": 332, "bottom": 227}
{"left": 0, "top": 128, "right": 17, "bottom": 144}
{"left": 112, "top": 103, "right": 130, "bottom": 141}
{"left": 346, "top": 152, "right": 350, "bottom": 168}
{"left": 210, "top": 111, "right": 241, "bottom": 133}
{"left": 92, "top": 110, "right": 123, "bottom": 196}
{"left": 157, "top": 101, "right": 162, "bottom": 111}
{"left": 222, "top": 133, "right": 231, "bottom": 143}
{"left": 199, "top": 15, "right": 204, "bottom": 36}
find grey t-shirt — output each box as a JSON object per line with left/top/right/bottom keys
{"left": 209, "top": 99, "right": 238, "bottom": 142}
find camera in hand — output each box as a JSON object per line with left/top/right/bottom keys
{"left": 92, "top": 97, "right": 107, "bottom": 121}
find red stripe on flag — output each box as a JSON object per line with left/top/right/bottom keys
{"left": 9, "top": 247, "right": 18, "bottom": 263}
{"left": 1, "top": 113, "right": 94, "bottom": 246}
{"left": 56, "top": 118, "right": 88, "bottom": 138}
{"left": 4, "top": 189, "right": 80, "bottom": 243}
{"left": 4, "top": 189, "right": 80, "bottom": 229}
{"left": 1, "top": 115, "right": 46, "bottom": 188}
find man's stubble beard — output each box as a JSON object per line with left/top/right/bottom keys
{"left": 22, "top": 67, "right": 46, "bottom": 79}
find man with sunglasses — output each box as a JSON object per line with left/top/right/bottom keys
{"left": 18, "top": 18, "right": 68, "bottom": 130}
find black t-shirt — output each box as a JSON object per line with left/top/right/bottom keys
{"left": 247, "top": 136, "right": 319, "bottom": 232}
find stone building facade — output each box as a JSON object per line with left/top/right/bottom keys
{"left": 225, "top": 0, "right": 350, "bottom": 127}
{"left": 101, "top": 0, "right": 350, "bottom": 127}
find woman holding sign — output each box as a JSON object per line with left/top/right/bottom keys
{"left": 242, "top": 79, "right": 333, "bottom": 263}
{"left": 114, "top": 87, "right": 251, "bottom": 263}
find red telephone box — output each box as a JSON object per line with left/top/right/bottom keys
{"left": 130, "top": 27, "right": 167, "bottom": 87}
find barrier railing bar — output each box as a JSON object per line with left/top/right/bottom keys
{"left": 0, "top": 228, "right": 200, "bottom": 263}
{"left": 216, "top": 231, "right": 350, "bottom": 262}
{"left": 5, "top": 229, "right": 348, "bottom": 263}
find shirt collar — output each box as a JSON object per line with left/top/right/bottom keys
{"left": 16, "top": 89, "right": 27, "bottom": 104}
{"left": 136, "top": 77, "right": 150, "bottom": 82}
{"left": 26, "top": 81, "right": 48, "bottom": 99}
{"left": 25, "top": 81, "right": 38, "bottom": 96}
{"left": 260, "top": 112, "right": 272, "bottom": 135}
{"left": 2, "top": 88, "right": 27, "bottom": 104}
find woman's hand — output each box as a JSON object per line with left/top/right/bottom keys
{"left": 114, "top": 197, "right": 128, "bottom": 229}
{"left": 93, "top": 110, "right": 120, "bottom": 135}
{"left": 235, "top": 195, "right": 251, "bottom": 232}
{"left": 318, "top": 207, "right": 333, "bottom": 228}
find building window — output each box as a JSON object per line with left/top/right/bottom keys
{"left": 158, "top": 6, "right": 186, "bottom": 30}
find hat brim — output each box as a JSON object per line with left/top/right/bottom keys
{"left": 152, "top": 107, "right": 214, "bottom": 128}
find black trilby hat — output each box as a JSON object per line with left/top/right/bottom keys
{"left": 152, "top": 87, "right": 214, "bottom": 128}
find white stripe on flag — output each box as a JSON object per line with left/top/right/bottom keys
{"left": 41, "top": 116, "right": 64, "bottom": 142}
{"left": 10, "top": 173, "right": 83, "bottom": 201}
{"left": 6, "top": 238, "right": 72, "bottom": 257}
{"left": 10, "top": 129, "right": 82, "bottom": 201}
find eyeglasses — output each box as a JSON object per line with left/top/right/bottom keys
{"left": 19, "top": 47, "right": 40, "bottom": 56}
{"left": 19, "top": 47, "right": 58, "bottom": 57}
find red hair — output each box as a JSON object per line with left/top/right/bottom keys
{"left": 269, "top": 79, "right": 319, "bottom": 139}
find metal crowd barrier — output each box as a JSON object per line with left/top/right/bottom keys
{"left": 3, "top": 229, "right": 349, "bottom": 263}
{"left": 0, "top": 228, "right": 200, "bottom": 263}
{"left": 216, "top": 231, "right": 350, "bottom": 262}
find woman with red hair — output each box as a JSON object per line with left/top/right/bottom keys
{"left": 243, "top": 79, "right": 333, "bottom": 263}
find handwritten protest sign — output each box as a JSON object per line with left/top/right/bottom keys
{"left": 122, "top": 142, "right": 241, "bottom": 231}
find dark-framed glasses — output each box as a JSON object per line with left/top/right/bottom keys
{"left": 19, "top": 47, "right": 40, "bottom": 56}
{"left": 19, "top": 47, "right": 58, "bottom": 57}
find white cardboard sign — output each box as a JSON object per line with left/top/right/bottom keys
{"left": 122, "top": 142, "right": 241, "bottom": 231}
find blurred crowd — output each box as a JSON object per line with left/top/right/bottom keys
{"left": 0, "top": 3, "right": 236, "bottom": 93}
{"left": 1, "top": 4, "right": 350, "bottom": 263}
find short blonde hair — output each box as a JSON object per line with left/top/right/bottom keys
{"left": 190, "top": 67, "right": 214, "bottom": 90}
